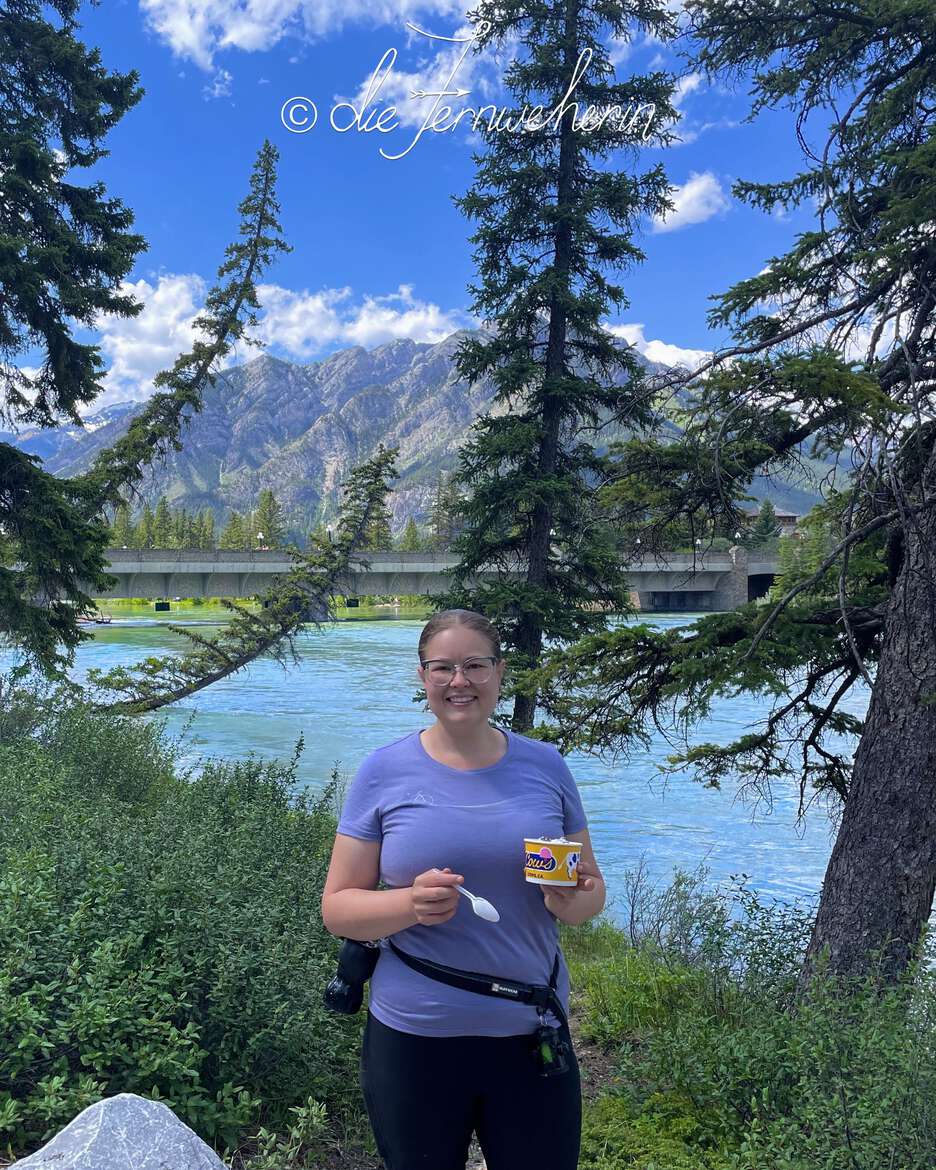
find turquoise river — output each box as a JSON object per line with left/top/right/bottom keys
{"left": 7, "top": 607, "right": 872, "bottom": 925}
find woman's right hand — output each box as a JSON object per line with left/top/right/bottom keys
{"left": 410, "top": 867, "right": 463, "bottom": 926}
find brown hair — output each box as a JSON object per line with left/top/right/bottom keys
{"left": 418, "top": 609, "right": 502, "bottom": 663}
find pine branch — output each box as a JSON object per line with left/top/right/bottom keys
{"left": 76, "top": 141, "right": 290, "bottom": 513}
{"left": 744, "top": 499, "right": 936, "bottom": 662}
{"left": 87, "top": 446, "right": 398, "bottom": 714}
{"left": 0, "top": 446, "right": 112, "bottom": 673}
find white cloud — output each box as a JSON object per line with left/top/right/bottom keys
{"left": 91, "top": 273, "right": 471, "bottom": 403}
{"left": 203, "top": 67, "right": 233, "bottom": 99}
{"left": 608, "top": 36, "right": 632, "bottom": 67}
{"left": 673, "top": 71, "right": 701, "bottom": 108}
{"left": 96, "top": 273, "right": 208, "bottom": 406}
{"left": 674, "top": 116, "right": 741, "bottom": 147}
{"left": 662, "top": 70, "right": 704, "bottom": 144}
{"left": 139, "top": 0, "right": 466, "bottom": 70}
{"left": 341, "top": 284, "right": 471, "bottom": 346}
{"left": 259, "top": 282, "right": 471, "bottom": 350}
{"left": 841, "top": 316, "right": 898, "bottom": 364}
{"left": 652, "top": 171, "right": 731, "bottom": 233}
{"left": 606, "top": 322, "right": 710, "bottom": 371}
{"left": 253, "top": 284, "right": 351, "bottom": 354}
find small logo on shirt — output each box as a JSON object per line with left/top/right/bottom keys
{"left": 407, "top": 790, "right": 434, "bottom": 805}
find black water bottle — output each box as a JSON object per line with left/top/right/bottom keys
{"left": 322, "top": 939, "right": 381, "bottom": 1014}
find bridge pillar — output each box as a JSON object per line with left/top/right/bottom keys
{"left": 710, "top": 545, "right": 749, "bottom": 611}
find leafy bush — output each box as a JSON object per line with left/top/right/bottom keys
{"left": 568, "top": 864, "right": 936, "bottom": 1170}
{"left": 580, "top": 1091, "right": 724, "bottom": 1170}
{"left": 0, "top": 689, "right": 362, "bottom": 1156}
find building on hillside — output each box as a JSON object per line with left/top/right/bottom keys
{"left": 742, "top": 505, "right": 800, "bottom": 536}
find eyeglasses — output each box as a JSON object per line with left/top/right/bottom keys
{"left": 420, "top": 657, "right": 499, "bottom": 686}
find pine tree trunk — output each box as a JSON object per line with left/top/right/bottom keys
{"left": 511, "top": 0, "right": 579, "bottom": 735}
{"left": 797, "top": 439, "right": 936, "bottom": 992}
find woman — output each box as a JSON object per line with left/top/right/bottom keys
{"left": 321, "top": 609, "right": 605, "bottom": 1170}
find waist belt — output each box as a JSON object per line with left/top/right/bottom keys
{"left": 387, "top": 938, "right": 567, "bottom": 1027}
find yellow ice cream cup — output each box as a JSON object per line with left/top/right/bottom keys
{"left": 524, "top": 837, "right": 583, "bottom": 886}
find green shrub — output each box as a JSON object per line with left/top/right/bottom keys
{"left": 570, "top": 942, "right": 710, "bottom": 1045}
{"left": 568, "top": 864, "right": 936, "bottom": 1170}
{"left": 580, "top": 1091, "right": 725, "bottom": 1170}
{"left": 0, "top": 692, "right": 362, "bottom": 1155}
{"left": 715, "top": 959, "right": 936, "bottom": 1169}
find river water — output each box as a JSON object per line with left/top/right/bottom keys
{"left": 7, "top": 607, "right": 871, "bottom": 925}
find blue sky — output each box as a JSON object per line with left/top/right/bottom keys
{"left": 63, "top": 0, "right": 819, "bottom": 409}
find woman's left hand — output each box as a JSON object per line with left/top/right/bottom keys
{"left": 541, "top": 858, "right": 604, "bottom": 923}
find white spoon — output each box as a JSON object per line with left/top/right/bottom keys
{"left": 457, "top": 884, "right": 500, "bottom": 923}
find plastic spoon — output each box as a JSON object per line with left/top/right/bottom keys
{"left": 457, "top": 885, "right": 500, "bottom": 923}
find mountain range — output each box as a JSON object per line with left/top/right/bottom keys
{"left": 5, "top": 331, "right": 830, "bottom": 534}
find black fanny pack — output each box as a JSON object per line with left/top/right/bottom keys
{"left": 323, "top": 937, "right": 571, "bottom": 1076}
{"left": 387, "top": 938, "right": 567, "bottom": 1028}
{"left": 387, "top": 939, "right": 571, "bottom": 1078}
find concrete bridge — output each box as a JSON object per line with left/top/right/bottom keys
{"left": 96, "top": 547, "right": 778, "bottom": 612}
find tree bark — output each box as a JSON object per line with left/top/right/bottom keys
{"left": 797, "top": 439, "right": 936, "bottom": 992}
{"left": 511, "top": 0, "right": 578, "bottom": 734}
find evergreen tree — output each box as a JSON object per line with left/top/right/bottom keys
{"left": 78, "top": 141, "right": 289, "bottom": 515}
{"left": 800, "top": 515, "right": 831, "bottom": 580}
{"left": 434, "top": 1, "right": 677, "bottom": 731}
{"left": 748, "top": 499, "right": 781, "bottom": 549}
{"left": 0, "top": 10, "right": 289, "bottom": 672}
{"left": 771, "top": 532, "right": 801, "bottom": 601}
{"left": 171, "top": 508, "right": 186, "bottom": 549}
{"left": 428, "top": 472, "right": 462, "bottom": 552}
{"left": 135, "top": 503, "right": 155, "bottom": 550}
{"left": 198, "top": 509, "right": 216, "bottom": 550}
{"left": 153, "top": 496, "right": 173, "bottom": 548}
{"left": 398, "top": 516, "right": 422, "bottom": 552}
{"left": 539, "top": 0, "right": 936, "bottom": 988}
{"left": 0, "top": 1, "right": 144, "bottom": 424}
{"left": 363, "top": 500, "right": 394, "bottom": 551}
{"left": 218, "top": 512, "right": 247, "bottom": 551}
{"left": 181, "top": 510, "right": 199, "bottom": 549}
{"left": 0, "top": 0, "right": 145, "bottom": 668}
{"left": 111, "top": 503, "right": 133, "bottom": 548}
{"left": 427, "top": 473, "right": 446, "bottom": 551}
{"left": 254, "top": 489, "right": 285, "bottom": 548}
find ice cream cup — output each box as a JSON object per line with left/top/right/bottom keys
{"left": 524, "top": 837, "right": 583, "bottom": 886}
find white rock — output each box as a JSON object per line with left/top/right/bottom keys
{"left": 11, "top": 1093, "right": 227, "bottom": 1169}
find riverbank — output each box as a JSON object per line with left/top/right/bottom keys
{"left": 90, "top": 598, "right": 434, "bottom": 622}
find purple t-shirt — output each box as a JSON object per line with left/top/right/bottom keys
{"left": 336, "top": 727, "right": 588, "bottom": 1037}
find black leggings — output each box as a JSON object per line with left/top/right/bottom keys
{"left": 360, "top": 1011, "right": 582, "bottom": 1170}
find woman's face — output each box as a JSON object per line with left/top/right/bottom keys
{"left": 417, "top": 624, "right": 506, "bottom": 730}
